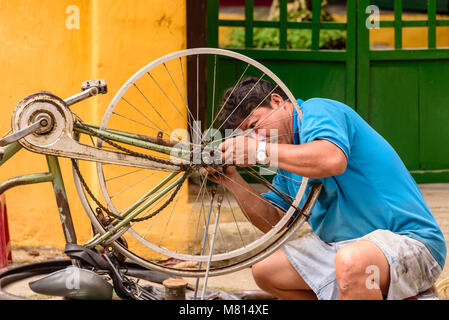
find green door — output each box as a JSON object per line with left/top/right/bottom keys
{"left": 206, "top": 0, "right": 449, "bottom": 183}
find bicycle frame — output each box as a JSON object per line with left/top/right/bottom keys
{"left": 0, "top": 142, "right": 78, "bottom": 243}
{"left": 0, "top": 86, "right": 193, "bottom": 250}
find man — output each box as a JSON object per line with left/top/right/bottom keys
{"left": 204, "top": 77, "right": 446, "bottom": 300}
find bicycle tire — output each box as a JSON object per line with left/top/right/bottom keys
{"left": 72, "top": 48, "right": 312, "bottom": 277}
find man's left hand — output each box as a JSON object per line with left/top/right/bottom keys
{"left": 219, "top": 135, "right": 259, "bottom": 167}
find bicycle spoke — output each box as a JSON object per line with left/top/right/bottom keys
{"left": 251, "top": 164, "right": 303, "bottom": 185}
{"left": 223, "top": 85, "right": 280, "bottom": 139}
{"left": 132, "top": 83, "right": 174, "bottom": 133}
{"left": 137, "top": 187, "right": 177, "bottom": 239}
{"left": 121, "top": 95, "right": 170, "bottom": 134}
{"left": 105, "top": 168, "right": 144, "bottom": 183}
{"left": 147, "top": 71, "right": 195, "bottom": 134}
{"left": 110, "top": 171, "right": 158, "bottom": 199}
{"left": 157, "top": 181, "right": 185, "bottom": 247}
{"left": 222, "top": 186, "right": 247, "bottom": 248}
{"left": 191, "top": 193, "right": 207, "bottom": 255}
{"left": 161, "top": 62, "right": 198, "bottom": 141}
{"left": 206, "top": 170, "right": 278, "bottom": 230}
{"left": 211, "top": 55, "right": 217, "bottom": 128}
{"left": 191, "top": 180, "right": 213, "bottom": 256}
{"left": 215, "top": 73, "right": 266, "bottom": 133}
{"left": 207, "top": 63, "right": 251, "bottom": 131}
{"left": 202, "top": 184, "right": 229, "bottom": 254}
{"left": 196, "top": 54, "right": 200, "bottom": 128}
{"left": 211, "top": 102, "right": 293, "bottom": 145}
{"left": 243, "top": 166, "right": 295, "bottom": 206}
{"left": 176, "top": 172, "right": 209, "bottom": 253}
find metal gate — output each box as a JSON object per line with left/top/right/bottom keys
{"left": 205, "top": 0, "right": 449, "bottom": 183}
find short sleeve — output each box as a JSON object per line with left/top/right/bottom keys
{"left": 261, "top": 170, "right": 291, "bottom": 212}
{"left": 300, "top": 98, "right": 353, "bottom": 159}
{"left": 262, "top": 168, "right": 299, "bottom": 211}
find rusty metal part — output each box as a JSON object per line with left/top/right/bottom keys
{"left": 0, "top": 172, "right": 53, "bottom": 195}
{"left": 74, "top": 120, "right": 183, "bottom": 169}
{"left": 63, "top": 79, "right": 107, "bottom": 107}
{"left": 47, "top": 155, "right": 77, "bottom": 244}
{"left": 32, "top": 112, "right": 54, "bottom": 135}
{"left": 0, "top": 142, "right": 22, "bottom": 165}
{"left": 0, "top": 121, "right": 41, "bottom": 147}
{"left": 64, "top": 87, "right": 98, "bottom": 106}
{"left": 163, "top": 279, "right": 188, "bottom": 300}
{"left": 81, "top": 79, "right": 107, "bottom": 94}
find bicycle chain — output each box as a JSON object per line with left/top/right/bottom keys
{"left": 72, "top": 118, "right": 190, "bottom": 223}
{"left": 74, "top": 119, "right": 187, "bottom": 168}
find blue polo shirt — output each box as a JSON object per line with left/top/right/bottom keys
{"left": 262, "top": 98, "right": 446, "bottom": 268}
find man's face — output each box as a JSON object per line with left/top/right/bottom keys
{"left": 237, "top": 94, "right": 293, "bottom": 145}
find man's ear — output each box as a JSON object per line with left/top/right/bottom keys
{"left": 270, "top": 93, "right": 285, "bottom": 109}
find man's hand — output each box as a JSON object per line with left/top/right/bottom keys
{"left": 219, "top": 135, "right": 259, "bottom": 167}
{"left": 200, "top": 165, "right": 239, "bottom": 185}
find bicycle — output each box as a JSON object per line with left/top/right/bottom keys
{"left": 0, "top": 48, "right": 321, "bottom": 300}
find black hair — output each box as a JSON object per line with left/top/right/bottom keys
{"left": 218, "top": 76, "right": 288, "bottom": 132}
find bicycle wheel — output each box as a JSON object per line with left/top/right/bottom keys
{"left": 73, "top": 48, "right": 312, "bottom": 277}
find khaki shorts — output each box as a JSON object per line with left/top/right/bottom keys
{"left": 282, "top": 229, "right": 442, "bottom": 300}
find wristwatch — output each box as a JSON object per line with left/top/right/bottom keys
{"left": 256, "top": 139, "right": 269, "bottom": 164}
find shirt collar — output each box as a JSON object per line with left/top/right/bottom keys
{"left": 293, "top": 98, "right": 303, "bottom": 144}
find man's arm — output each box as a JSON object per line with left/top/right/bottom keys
{"left": 215, "top": 166, "right": 285, "bottom": 233}
{"left": 207, "top": 138, "right": 347, "bottom": 232}
{"left": 268, "top": 139, "right": 347, "bottom": 179}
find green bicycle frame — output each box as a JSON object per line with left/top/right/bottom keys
{"left": 0, "top": 123, "right": 191, "bottom": 247}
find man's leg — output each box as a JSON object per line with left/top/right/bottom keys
{"left": 251, "top": 249, "right": 317, "bottom": 300}
{"left": 335, "top": 240, "right": 390, "bottom": 300}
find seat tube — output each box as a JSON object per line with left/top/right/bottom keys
{"left": 46, "top": 155, "right": 77, "bottom": 244}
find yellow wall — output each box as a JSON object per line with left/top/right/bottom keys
{"left": 0, "top": 0, "right": 188, "bottom": 259}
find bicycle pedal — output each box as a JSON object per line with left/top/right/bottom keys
{"left": 81, "top": 79, "right": 107, "bottom": 94}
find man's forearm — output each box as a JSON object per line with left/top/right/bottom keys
{"left": 267, "top": 139, "right": 347, "bottom": 179}
{"left": 222, "top": 171, "right": 283, "bottom": 233}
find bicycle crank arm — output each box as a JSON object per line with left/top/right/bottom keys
{"left": 0, "top": 121, "right": 41, "bottom": 147}
{"left": 11, "top": 91, "right": 184, "bottom": 172}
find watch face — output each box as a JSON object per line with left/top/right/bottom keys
{"left": 257, "top": 151, "right": 268, "bottom": 164}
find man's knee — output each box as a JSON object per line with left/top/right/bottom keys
{"left": 334, "top": 241, "right": 389, "bottom": 297}
{"left": 334, "top": 245, "right": 364, "bottom": 291}
{"left": 251, "top": 260, "right": 272, "bottom": 290}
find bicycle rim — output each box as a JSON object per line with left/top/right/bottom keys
{"left": 73, "top": 48, "right": 310, "bottom": 277}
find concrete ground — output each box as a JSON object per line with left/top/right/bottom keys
{"left": 4, "top": 183, "right": 449, "bottom": 298}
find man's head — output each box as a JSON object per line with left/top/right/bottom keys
{"left": 218, "top": 77, "right": 294, "bottom": 144}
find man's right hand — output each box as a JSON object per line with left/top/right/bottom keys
{"left": 200, "top": 165, "right": 239, "bottom": 185}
